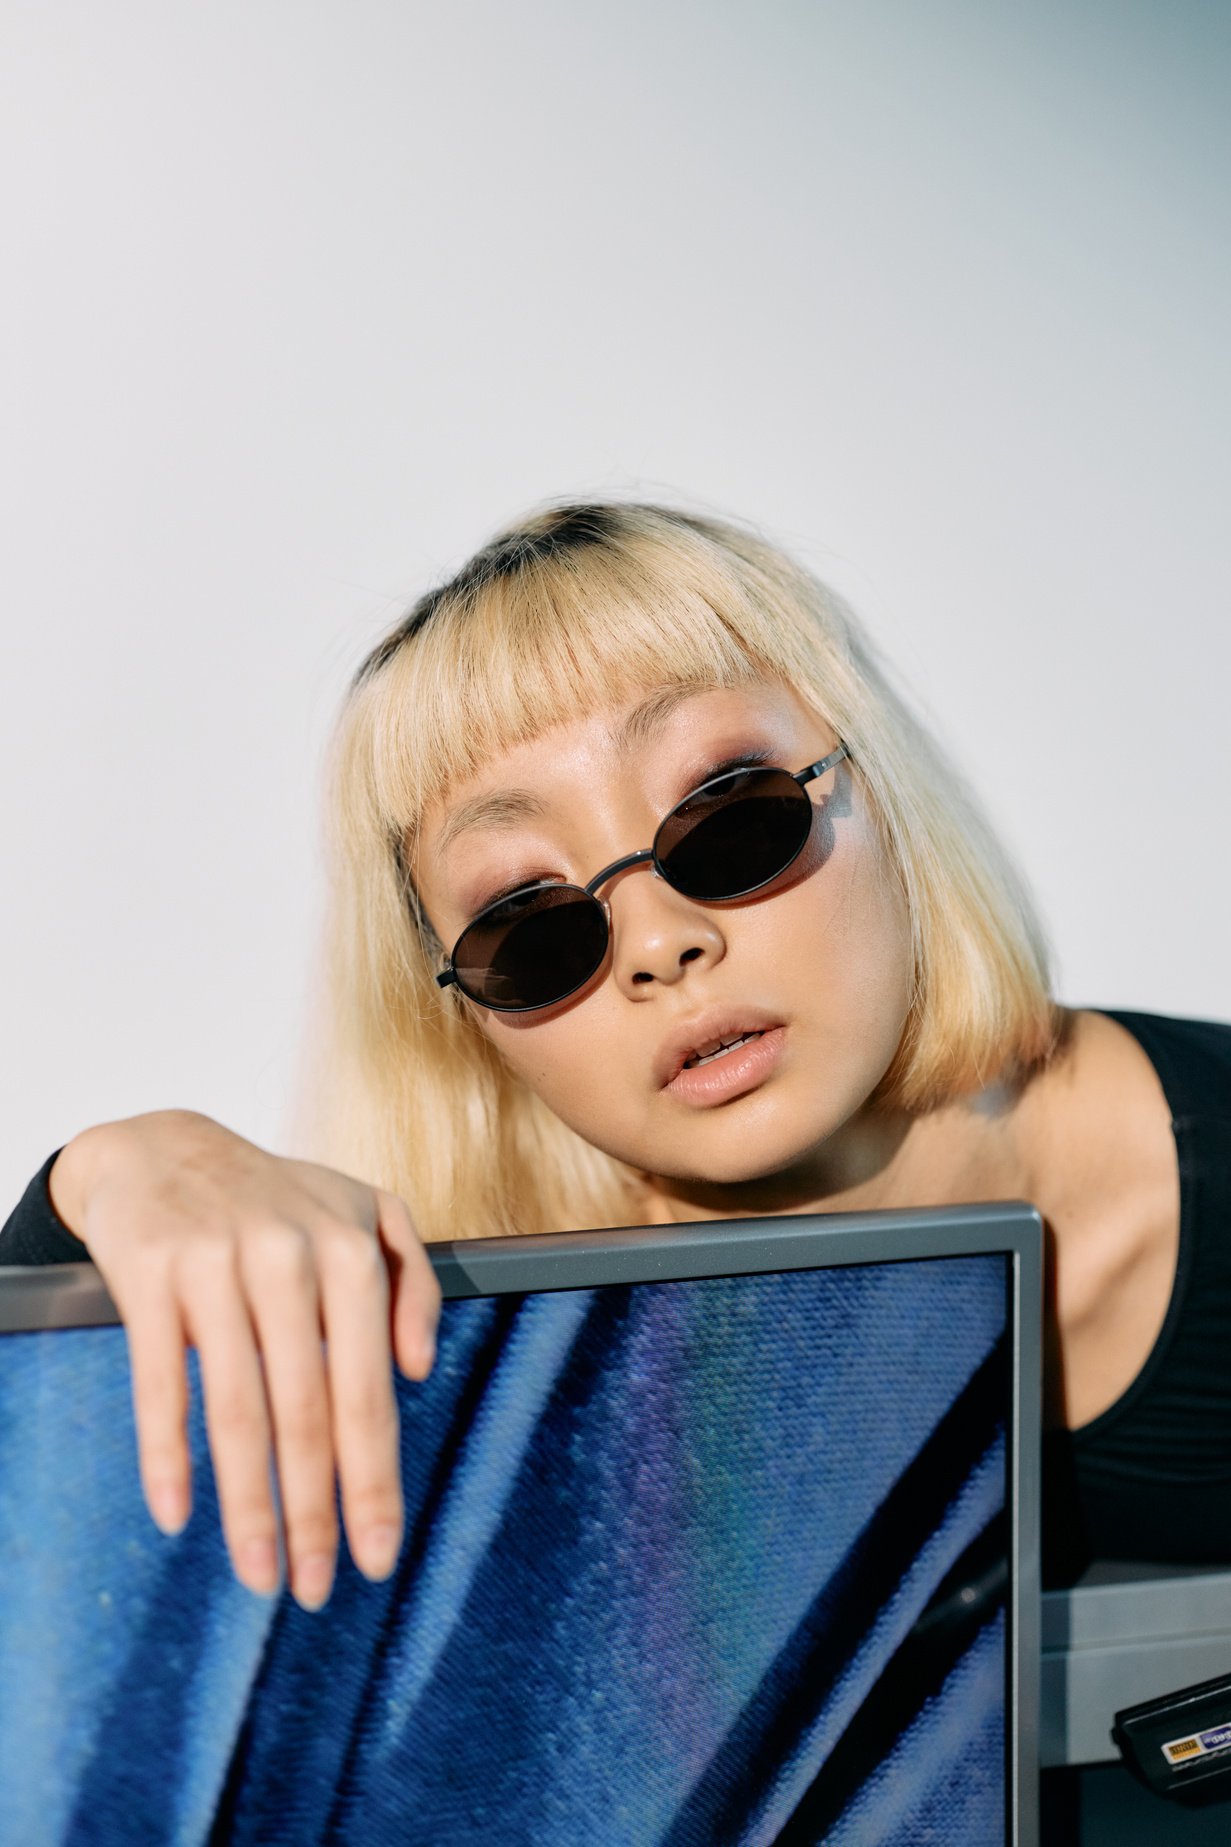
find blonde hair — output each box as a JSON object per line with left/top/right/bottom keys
{"left": 290, "top": 499, "right": 1064, "bottom": 1241}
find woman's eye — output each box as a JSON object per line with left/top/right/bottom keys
{"left": 470, "top": 874, "right": 556, "bottom": 919}
{"left": 689, "top": 751, "right": 776, "bottom": 794}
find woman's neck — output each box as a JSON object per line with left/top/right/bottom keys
{"left": 635, "top": 1012, "right": 1079, "bottom": 1226}
{"left": 637, "top": 1034, "right": 1074, "bottom": 1228}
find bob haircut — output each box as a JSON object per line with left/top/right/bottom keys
{"left": 290, "top": 499, "right": 1065, "bottom": 1243}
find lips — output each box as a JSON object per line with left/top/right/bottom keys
{"left": 654, "top": 1005, "right": 786, "bottom": 1089}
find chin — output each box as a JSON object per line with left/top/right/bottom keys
{"left": 660, "top": 1132, "right": 822, "bottom": 1193}
{"left": 590, "top": 1096, "right": 831, "bottom": 1194}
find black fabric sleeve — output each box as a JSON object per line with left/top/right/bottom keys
{"left": 0, "top": 1147, "right": 92, "bottom": 1266}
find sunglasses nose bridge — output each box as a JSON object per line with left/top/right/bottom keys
{"left": 582, "top": 845, "right": 658, "bottom": 901}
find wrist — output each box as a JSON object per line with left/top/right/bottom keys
{"left": 47, "top": 1123, "right": 120, "bottom": 1241}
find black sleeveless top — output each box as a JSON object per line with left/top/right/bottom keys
{"left": 4, "top": 1007, "right": 1229, "bottom": 1588}
{"left": 1042, "top": 1006, "right": 1231, "bottom": 1585}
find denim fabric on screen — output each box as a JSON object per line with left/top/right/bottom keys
{"left": 0, "top": 1257, "right": 1008, "bottom": 1845}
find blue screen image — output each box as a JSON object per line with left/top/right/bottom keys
{"left": 0, "top": 1255, "right": 1008, "bottom": 1844}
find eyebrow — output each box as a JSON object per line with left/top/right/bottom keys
{"left": 435, "top": 685, "right": 704, "bottom": 860}
{"left": 434, "top": 788, "right": 547, "bottom": 862}
{"left": 613, "top": 682, "right": 704, "bottom": 756}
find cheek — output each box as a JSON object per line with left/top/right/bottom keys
{"left": 768, "top": 810, "right": 912, "bottom": 989}
{"left": 491, "top": 1019, "right": 652, "bottom": 1170}
{"left": 834, "top": 865, "right": 915, "bottom": 1045}
{"left": 831, "top": 858, "right": 912, "bottom": 998}
{"left": 484, "top": 1016, "right": 616, "bottom": 1119}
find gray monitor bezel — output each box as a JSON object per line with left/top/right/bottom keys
{"left": 0, "top": 1197, "right": 1042, "bottom": 1846}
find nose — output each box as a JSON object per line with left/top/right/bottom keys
{"left": 603, "top": 862, "right": 725, "bottom": 991}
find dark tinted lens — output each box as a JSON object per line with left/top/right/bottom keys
{"left": 452, "top": 884, "right": 609, "bottom": 1010}
{"left": 656, "top": 768, "right": 812, "bottom": 899}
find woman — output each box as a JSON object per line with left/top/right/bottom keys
{"left": 4, "top": 499, "right": 1229, "bottom": 1617}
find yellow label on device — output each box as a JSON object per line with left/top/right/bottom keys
{"left": 1162, "top": 1722, "right": 1231, "bottom": 1767}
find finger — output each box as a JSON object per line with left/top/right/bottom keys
{"left": 374, "top": 1190, "right": 442, "bottom": 1380}
{"left": 123, "top": 1280, "right": 193, "bottom": 1537}
{"left": 243, "top": 1232, "right": 339, "bottom": 1612}
{"left": 184, "top": 1251, "right": 282, "bottom": 1598}
{"left": 315, "top": 1223, "right": 405, "bottom": 1583}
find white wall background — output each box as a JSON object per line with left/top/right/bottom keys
{"left": 3, "top": 0, "right": 1228, "bottom": 1207}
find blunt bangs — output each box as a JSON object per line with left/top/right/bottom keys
{"left": 358, "top": 515, "right": 810, "bottom": 873}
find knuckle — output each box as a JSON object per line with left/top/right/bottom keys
{"left": 287, "top": 1508, "right": 339, "bottom": 1557}
{"left": 316, "top": 1220, "right": 384, "bottom": 1282}
{"left": 222, "top": 1485, "right": 277, "bottom": 1537}
{"left": 134, "top": 1398, "right": 186, "bottom": 1452}
{"left": 334, "top": 1376, "right": 397, "bottom": 1433}
{"left": 140, "top": 1441, "right": 187, "bottom": 1482}
{"left": 119, "top": 1230, "right": 177, "bottom": 1280}
{"left": 210, "top": 1390, "right": 268, "bottom": 1446}
{"left": 229, "top": 1519, "right": 279, "bottom": 1563}
{"left": 244, "top": 1222, "right": 315, "bottom": 1281}
{"left": 224, "top": 1477, "right": 278, "bottom": 1525}
{"left": 177, "top": 1228, "right": 241, "bottom": 1288}
{"left": 346, "top": 1483, "right": 404, "bottom": 1532}
{"left": 133, "top": 1360, "right": 186, "bottom": 1413}
{"left": 275, "top": 1384, "right": 331, "bottom": 1449}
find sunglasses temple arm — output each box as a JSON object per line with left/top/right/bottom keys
{"left": 796, "top": 742, "right": 850, "bottom": 789}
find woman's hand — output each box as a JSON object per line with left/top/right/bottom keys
{"left": 49, "top": 1109, "right": 442, "bottom": 1612}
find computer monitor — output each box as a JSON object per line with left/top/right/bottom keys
{"left": 0, "top": 1202, "right": 1041, "bottom": 1845}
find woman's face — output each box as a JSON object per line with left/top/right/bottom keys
{"left": 414, "top": 679, "right": 918, "bottom": 1220}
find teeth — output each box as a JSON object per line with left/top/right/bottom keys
{"left": 683, "top": 1031, "right": 763, "bottom": 1071}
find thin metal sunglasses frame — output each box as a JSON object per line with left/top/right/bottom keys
{"left": 435, "top": 741, "right": 852, "bottom": 1008}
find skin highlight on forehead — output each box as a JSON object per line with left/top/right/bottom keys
{"left": 431, "top": 683, "right": 731, "bottom": 864}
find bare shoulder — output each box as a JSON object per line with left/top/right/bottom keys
{"left": 1019, "top": 1007, "right": 1173, "bottom": 1196}
{"left": 1020, "top": 1007, "right": 1182, "bottom": 1430}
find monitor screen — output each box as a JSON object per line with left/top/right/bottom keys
{"left": 0, "top": 1211, "right": 1038, "bottom": 1845}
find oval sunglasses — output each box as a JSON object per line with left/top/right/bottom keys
{"left": 435, "top": 743, "right": 852, "bottom": 1013}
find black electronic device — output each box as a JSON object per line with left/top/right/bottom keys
{"left": 1113, "top": 1670, "right": 1231, "bottom": 1807}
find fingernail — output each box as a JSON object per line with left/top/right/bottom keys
{"left": 358, "top": 1523, "right": 401, "bottom": 1579}
{"left": 238, "top": 1537, "right": 280, "bottom": 1595}
{"left": 150, "top": 1482, "right": 188, "bottom": 1536}
{"left": 294, "top": 1552, "right": 335, "bottom": 1612}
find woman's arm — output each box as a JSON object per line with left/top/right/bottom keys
{"left": 0, "top": 1111, "right": 441, "bottom": 1613}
